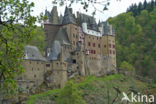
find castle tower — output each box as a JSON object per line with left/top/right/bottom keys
{"left": 50, "top": 6, "right": 59, "bottom": 24}
{"left": 62, "top": 7, "right": 76, "bottom": 24}
{"left": 101, "top": 22, "right": 116, "bottom": 67}
{"left": 45, "top": 6, "right": 59, "bottom": 24}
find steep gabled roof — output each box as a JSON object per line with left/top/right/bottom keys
{"left": 47, "top": 28, "right": 71, "bottom": 61}
{"left": 55, "top": 28, "right": 71, "bottom": 45}
{"left": 59, "top": 14, "right": 63, "bottom": 24}
{"left": 24, "top": 45, "right": 46, "bottom": 61}
{"left": 78, "top": 13, "right": 99, "bottom": 31}
{"left": 45, "top": 6, "right": 59, "bottom": 24}
{"left": 62, "top": 7, "right": 76, "bottom": 24}
{"left": 101, "top": 21, "right": 115, "bottom": 36}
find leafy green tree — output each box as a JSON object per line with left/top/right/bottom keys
{"left": 56, "top": 80, "right": 86, "bottom": 104}
{"left": 120, "top": 61, "right": 135, "bottom": 71}
{"left": 0, "top": 0, "right": 43, "bottom": 97}
{"left": 29, "top": 27, "right": 45, "bottom": 54}
{"left": 110, "top": 5, "right": 156, "bottom": 82}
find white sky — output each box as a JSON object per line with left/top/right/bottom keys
{"left": 29, "top": 0, "right": 151, "bottom": 22}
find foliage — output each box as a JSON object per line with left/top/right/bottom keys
{"left": 127, "top": 0, "right": 156, "bottom": 16}
{"left": 29, "top": 27, "right": 45, "bottom": 54}
{"left": 0, "top": 0, "right": 45, "bottom": 97}
{"left": 109, "top": 6, "right": 156, "bottom": 82}
{"left": 26, "top": 74, "right": 152, "bottom": 104}
{"left": 52, "top": 0, "right": 111, "bottom": 15}
{"left": 26, "top": 89, "right": 60, "bottom": 104}
{"left": 120, "top": 61, "right": 135, "bottom": 71}
{"left": 56, "top": 80, "right": 86, "bottom": 104}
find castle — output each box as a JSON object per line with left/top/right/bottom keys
{"left": 17, "top": 6, "right": 116, "bottom": 94}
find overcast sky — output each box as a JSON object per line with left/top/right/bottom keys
{"left": 30, "top": 0, "right": 151, "bottom": 22}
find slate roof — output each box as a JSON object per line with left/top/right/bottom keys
{"left": 78, "top": 13, "right": 99, "bottom": 31}
{"left": 62, "top": 7, "right": 76, "bottom": 24}
{"left": 55, "top": 28, "right": 71, "bottom": 45}
{"left": 45, "top": 6, "right": 59, "bottom": 24}
{"left": 59, "top": 14, "right": 63, "bottom": 24}
{"left": 24, "top": 45, "right": 46, "bottom": 61}
{"left": 101, "top": 21, "right": 115, "bottom": 36}
{"left": 47, "top": 28, "right": 71, "bottom": 61}
{"left": 47, "top": 40, "right": 61, "bottom": 61}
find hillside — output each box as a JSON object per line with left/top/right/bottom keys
{"left": 109, "top": 6, "right": 156, "bottom": 82}
{"left": 26, "top": 74, "right": 156, "bottom": 104}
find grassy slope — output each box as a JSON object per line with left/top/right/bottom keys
{"left": 26, "top": 74, "right": 156, "bottom": 104}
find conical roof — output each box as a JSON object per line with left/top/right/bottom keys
{"left": 55, "top": 28, "right": 71, "bottom": 45}
{"left": 62, "top": 7, "right": 76, "bottom": 24}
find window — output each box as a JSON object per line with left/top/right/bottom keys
{"left": 113, "top": 51, "right": 115, "bottom": 54}
{"left": 98, "top": 44, "right": 101, "bottom": 48}
{"left": 34, "top": 75, "right": 36, "bottom": 78}
{"left": 72, "top": 59, "right": 76, "bottom": 64}
{"left": 46, "top": 64, "right": 50, "bottom": 67}
{"left": 88, "top": 42, "right": 91, "bottom": 46}
{"left": 56, "top": 63, "right": 59, "bottom": 66}
{"left": 73, "top": 34, "right": 75, "bottom": 38}
{"left": 110, "top": 50, "right": 112, "bottom": 54}
{"left": 32, "top": 68, "right": 33, "bottom": 71}
{"left": 26, "top": 86, "right": 29, "bottom": 89}
{"left": 89, "top": 50, "right": 92, "bottom": 54}
{"left": 94, "top": 50, "right": 96, "bottom": 54}
{"left": 93, "top": 43, "right": 96, "bottom": 47}
{"left": 113, "top": 45, "right": 115, "bottom": 48}
{"left": 104, "top": 45, "right": 106, "bottom": 48}
{"left": 109, "top": 44, "right": 111, "bottom": 48}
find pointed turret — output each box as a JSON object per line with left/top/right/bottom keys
{"left": 45, "top": 6, "right": 59, "bottom": 24}
{"left": 62, "top": 7, "right": 76, "bottom": 24}
{"left": 50, "top": 6, "right": 59, "bottom": 24}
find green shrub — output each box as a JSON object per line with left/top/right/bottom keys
{"left": 120, "top": 61, "right": 135, "bottom": 71}
{"left": 56, "top": 80, "right": 86, "bottom": 104}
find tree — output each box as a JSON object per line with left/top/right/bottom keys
{"left": 143, "top": 0, "right": 147, "bottom": 9}
{"left": 120, "top": 61, "right": 135, "bottom": 71}
{"left": 29, "top": 27, "right": 45, "bottom": 54}
{"left": 52, "top": 0, "right": 111, "bottom": 14}
{"left": 138, "top": 2, "right": 143, "bottom": 14}
{"left": 0, "top": 0, "right": 39, "bottom": 97}
{"left": 56, "top": 80, "right": 86, "bottom": 104}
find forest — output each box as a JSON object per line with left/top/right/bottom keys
{"left": 109, "top": 0, "right": 156, "bottom": 82}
